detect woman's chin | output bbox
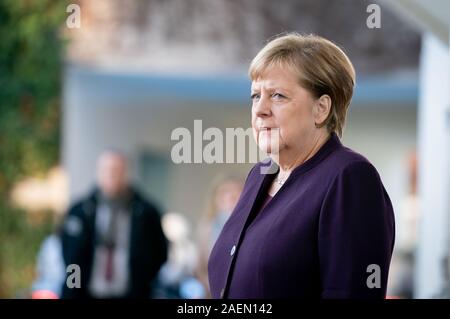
[258,141,280,155]
[257,140,269,154]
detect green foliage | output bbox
[0,0,68,297]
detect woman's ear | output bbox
[313,94,332,127]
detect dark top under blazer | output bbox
[208,133,395,299]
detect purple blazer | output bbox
[208,133,395,299]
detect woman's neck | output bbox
[277,131,330,178]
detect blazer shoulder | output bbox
[330,145,377,175]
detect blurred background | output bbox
[0,0,449,298]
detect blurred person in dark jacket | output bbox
[61,150,167,298]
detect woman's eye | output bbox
[251,93,260,101]
[271,93,285,101]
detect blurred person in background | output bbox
[195,175,243,298]
[208,33,395,299]
[388,151,419,298]
[153,212,204,299]
[60,150,167,298]
[30,225,65,299]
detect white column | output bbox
[414,33,450,298]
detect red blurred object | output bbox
[31,290,59,299]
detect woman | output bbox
[208,33,395,299]
[196,175,243,297]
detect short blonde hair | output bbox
[249,33,356,137]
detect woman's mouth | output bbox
[257,127,280,154]
[259,126,277,131]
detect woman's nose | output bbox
[254,96,271,118]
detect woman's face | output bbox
[251,64,319,156]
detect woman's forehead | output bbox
[251,68,298,90]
